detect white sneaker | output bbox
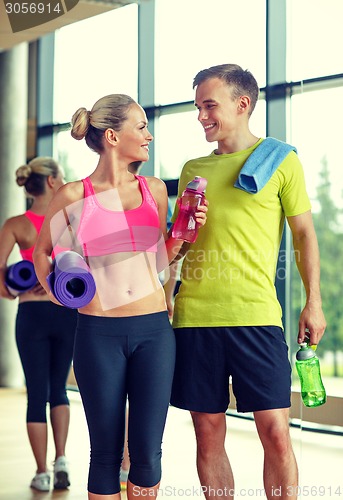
[53,456,70,489]
[30,472,50,491]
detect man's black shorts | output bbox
[170,325,292,413]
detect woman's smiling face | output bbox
[116,103,153,163]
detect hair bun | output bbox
[70,107,90,140]
[15,165,32,186]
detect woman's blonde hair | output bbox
[70,94,136,154]
[16,157,60,197]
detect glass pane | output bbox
[290,88,343,211]
[288,0,343,81]
[158,109,212,180]
[155,0,266,105]
[158,99,266,180]
[54,4,138,124]
[289,87,343,396]
[55,129,98,181]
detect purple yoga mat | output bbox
[5,260,37,296]
[47,251,96,309]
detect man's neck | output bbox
[215,133,260,155]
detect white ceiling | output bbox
[0,0,137,52]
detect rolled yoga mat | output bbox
[47,251,96,309]
[5,260,37,296]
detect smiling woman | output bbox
[32,93,207,500]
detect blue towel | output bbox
[234,137,297,194]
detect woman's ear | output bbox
[46,175,54,189]
[104,128,119,146]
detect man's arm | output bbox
[287,210,326,345]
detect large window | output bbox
[287,0,343,81]
[153,0,266,178]
[54,4,138,126]
[154,0,266,106]
[53,4,138,179]
[289,86,343,393]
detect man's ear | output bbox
[104,128,119,146]
[238,95,250,113]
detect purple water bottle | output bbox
[172,176,207,243]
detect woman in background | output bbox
[0,157,77,492]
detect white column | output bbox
[0,43,28,386]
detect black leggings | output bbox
[73,311,176,495]
[15,302,77,422]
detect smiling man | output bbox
[170,64,326,500]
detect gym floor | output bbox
[0,387,342,500]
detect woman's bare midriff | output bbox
[77,251,168,317]
[79,287,167,317]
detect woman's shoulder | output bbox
[141,175,167,193]
[0,213,34,245]
[2,213,28,231]
[54,180,85,203]
[61,179,84,195]
[43,180,86,222]
[140,176,168,210]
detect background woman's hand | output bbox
[0,281,17,300]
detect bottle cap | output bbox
[296,342,316,361]
[186,176,207,193]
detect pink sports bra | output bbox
[76,175,161,257]
[20,211,44,262]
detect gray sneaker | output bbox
[30,472,50,491]
[53,456,70,489]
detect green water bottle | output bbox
[295,342,326,408]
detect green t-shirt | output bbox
[172,139,311,329]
